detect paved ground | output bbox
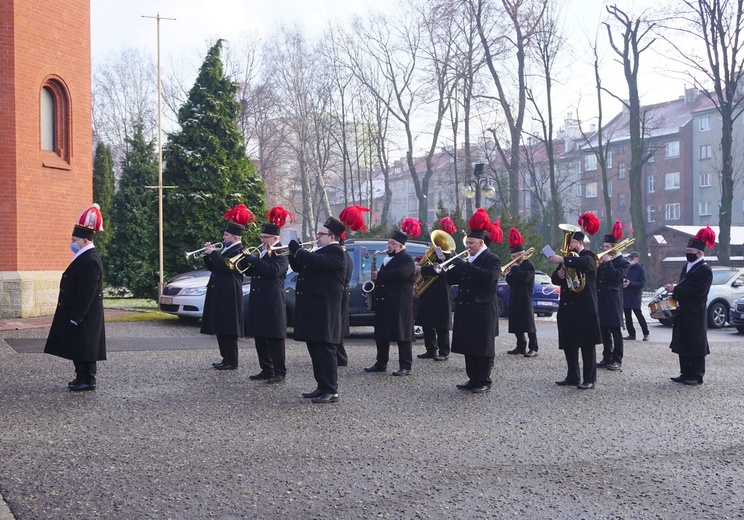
[1,315,744,519]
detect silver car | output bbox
[159,270,251,321]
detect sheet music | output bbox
[542,245,555,258]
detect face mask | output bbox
[686,253,698,263]
[70,242,80,254]
[629,260,637,265]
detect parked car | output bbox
[159,270,251,321]
[649,266,744,329]
[731,296,744,333]
[496,270,560,318]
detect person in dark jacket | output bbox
[596,226,630,371]
[665,227,715,385]
[623,251,650,341]
[288,217,347,404]
[241,206,291,383]
[365,219,418,376]
[445,209,501,394]
[203,204,252,371]
[504,227,538,358]
[548,215,602,390]
[45,205,106,391]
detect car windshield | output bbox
[712,268,739,285]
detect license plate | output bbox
[161,297,173,305]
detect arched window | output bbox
[40,76,72,165]
[40,87,55,151]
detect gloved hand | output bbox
[288,240,301,254]
[451,257,467,268]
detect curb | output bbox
[0,494,14,520]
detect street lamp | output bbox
[461,163,496,208]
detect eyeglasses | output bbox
[315,232,332,237]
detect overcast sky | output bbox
[90,0,687,132]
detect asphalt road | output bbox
[1,317,743,519]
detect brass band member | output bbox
[548,213,602,390]
[204,204,254,371]
[365,218,419,376]
[415,217,456,361]
[288,217,347,404]
[505,227,539,358]
[242,206,292,383]
[44,204,106,391]
[665,227,715,385]
[597,221,630,371]
[446,209,501,394]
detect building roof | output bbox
[666,225,744,245]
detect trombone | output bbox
[500,247,535,276]
[268,241,315,256]
[185,242,223,260]
[596,238,635,266]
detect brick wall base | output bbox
[0,271,62,318]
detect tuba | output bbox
[413,230,456,297]
[558,224,585,293]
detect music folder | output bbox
[542,245,555,258]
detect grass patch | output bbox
[104,298,158,312]
[106,312,179,323]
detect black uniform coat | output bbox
[242,246,288,339]
[200,242,244,337]
[45,248,106,362]
[446,249,501,357]
[415,264,452,330]
[374,251,415,341]
[597,255,630,327]
[288,243,346,344]
[670,261,712,357]
[341,251,353,337]
[505,258,536,334]
[551,249,602,349]
[623,262,646,309]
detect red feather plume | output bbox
[612,220,623,241]
[578,212,600,236]
[468,208,491,232]
[439,217,457,235]
[339,205,376,232]
[78,203,104,232]
[401,218,422,238]
[489,220,504,244]
[508,227,524,248]
[694,226,716,249]
[265,205,295,227]
[223,204,256,226]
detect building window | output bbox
[700,172,712,187]
[408,181,416,194]
[666,141,680,157]
[606,181,612,197]
[665,203,680,221]
[647,175,655,193]
[619,192,626,211]
[41,87,55,150]
[584,154,597,172]
[699,201,712,216]
[575,183,582,197]
[665,172,680,190]
[39,77,71,164]
[699,116,711,132]
[606,151,613,169]
[585,182,597,198]
[408,195,418,212]
[618,162,626,180]
[699,144,712,159]
[647,205,655,223]
[648,153,655,163]
[525,192,532,211]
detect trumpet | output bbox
[185,242,223,260]
[501,247,535,276]
[269,241,315,256]
[225,246,263,272]
[435,249,470,272]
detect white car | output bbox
[159,270,251,321]
[650,266,744,329]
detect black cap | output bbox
[261,223,280,236]
[628,251,640,258]
[603,234,617,244]
[225,222,245,236]
[688,238,706,251]
[572,231,586,242]
[72,225,95,241]
[324,216,345,238]
[391,230,408,245]
[467,229,486,240]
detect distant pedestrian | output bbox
[623,251,650,341]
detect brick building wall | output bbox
[0,0,92,317]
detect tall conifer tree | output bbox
[92,141,115,258]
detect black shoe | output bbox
[266,375,285,384]
[248,371,273,380]
[214,363,237,371]
[364,364,387,373]
[69,382,96,391]
[302,389,323,398]
[212,361,225,368]
[623,335,636,340]
[524,350,538,358]
[507,348,527,355]
[311,392,339,403]
[67,377,83,387]
[337,362,348,367]
[456,381,475,390]
[555,379,579,386]
[643,334,649,341]
[417,352,437,359]
[596,359,610,368]
[670,375,686,383]
[683,379,703,386]
[434,354,449,361]
[392,368,412,376]
[470,385,491,394]
[606,362,622,371]
[577,382,595,390]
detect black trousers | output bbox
[423,327,450,356]
[679,355,705,382]
[624,307,649,337]
[335,343,348,366]
[464,354,494,387]
[306,341,338,393]
[255,337,286,376]
[217,335,239,367]
[600,326,623,363]
[73,360,97,385]
[375,339,413,370]
[515,332,538,352]
[564,345,597,384]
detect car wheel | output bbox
[707,302,728,329]
[497,295,507,318]
[736,326,744,334]
[658,317,675,327]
